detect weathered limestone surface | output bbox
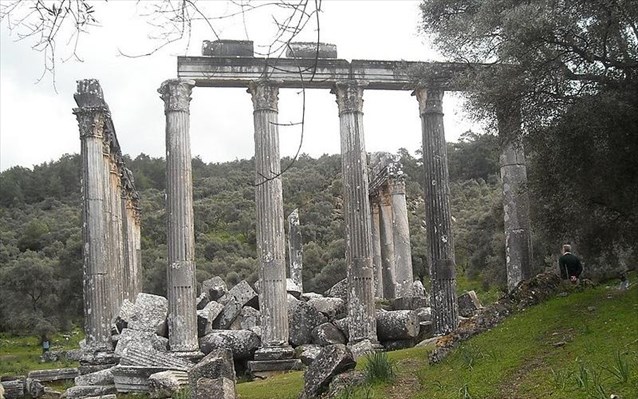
[348,339,375,360]
[27,368,79,382]
[297,344,322,366]
[370,200,384,298]
[498,104,533,291]
[249,79,294,368]
[376,310,419,341]
[63,385,117,399]
[324,278,347,301]
[201,276,227,301]
[379,188,396,299]
[307,297,346,321]
[114,329,168,356]
[332,81,377,344]
[197,301,224,336]
[390,176,414,297]
[288,299,327,346]
[74,79,113,352]
[199,330,261,360]
[288,209,303,292]
[457,291,482,318]
[415,87,458,335]
[112,366,169,393]
[119,346,191,370]
[159,79,199,355]
[189,349,236,397]
[301,344,356,399]
[127,293,168,337]
[25,378,45,398]
[224,280,259,309]
[148,370,188,399]
[285,42,338,59]
[195,377,236,399]
[230,306,261,331]
[311,323,347,346]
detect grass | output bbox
[0,328,84,376]
[237,273,637,399]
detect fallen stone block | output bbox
[376,310,419,341]
[114,299,135,333]
[327,370,366,399]
[286,278,302,299]
[348,339,375,360]
[289,299,327,347]
[202,276,228,301]
[128,293,168,337]
[226,280,259,309]
[199,330,260,360]
[311,323,346,346]
[188,348,236,395]
[25,378,45,398]
[412,280,427,297]
[213,297,243,330]
[286,42,338,59]
[301,344,356,399]
[196,292,210,310]
[307,297,346,320]
[63,385,116,399]
[296,344,322,366]
[148,370,188,399]
[114,329,168,356]
[301,292,323,301]
[229,306,261,331]
[195,377,236,399]
[119,346,191,370]
[74,367,114,387]
[392,296,429,310]
[332,318,348,341]
[197,301,224,337]
[28,368,79,382]
[112,366,175,393]
[458,290,482,317]
[1,379,24,399]
[324,278,347,301]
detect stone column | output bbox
[498,105,533,291]
[122,184,142,301]
[248,80,293,359]
[109,157,125,313]
[379,186,396,299]
[73,80,113,351]
[288,209,303,292]
[370,198,384,298]
[415,87,458,335]
[332,81,377,344]
[132,199,143,297]
[158,79,200,356]
[390,175,414,298]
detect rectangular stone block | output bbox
[202,40,253,57]
[285,42,337,58]
[27,367,79,382]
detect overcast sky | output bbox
[0,0,479,172]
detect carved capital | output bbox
[413,87,444,115]
[332,81,366,115]
[248,80,280,112]
[73,107,108,140]
[158,79,195,113]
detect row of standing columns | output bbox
[155,77,532,354]
[74,79,142,351]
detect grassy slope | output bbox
[238,276,638,399]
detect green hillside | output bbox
[237,275,638,399]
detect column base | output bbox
[248,346,302,378]
[171,350,204,363]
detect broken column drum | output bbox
[498,104,533,291]
[249,80,291,351]
[159,79,200,355]
[415,87,458,335]
[288,209,303,292]
[389,173,414,298]
[332,81,377,344]
[74,80,113,352]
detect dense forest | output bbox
[1,130,635,337]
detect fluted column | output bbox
[379,186,396,299]
[370,198,384,298]
[415,87,458,335]
[332,81,377,343]
[249,80,291,353]
[158,79,199,355]
[390,176,414,297]
[109,157,125,313]
[288,209,303,292]
[498,104,533,291]
[73,80,112,351]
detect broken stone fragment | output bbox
[229,306,261,331]
[1,379,24,399]
[74,367,115,387]
[197,301,224,337]
[457,291,482,317]
[301,292,324,301]
[376,310,419,341]
[112,366,173,393]
[114,299,135,333]
[301,344,356,399]
[296,344,322,366]
[114,329,168,356]
[128,293,168,337]
[62,385,117,399]
[307,297,346,320]
[202,276,228,302]
[195,377,236,399]
[224,280,258,309]
[332,318,349,341]
[119,346,192,370]
[28,368,79,382]
[196,292,210,310]
[25,378,45,398]
[286,278,302,299]
[199,330,261,360]
[324,278,347,301]
[311,323,347,346]
[348,339,375,360]
[288,298,327,347]
[213,297,243,330]
[148,370,188,399]
[188,348,236,395]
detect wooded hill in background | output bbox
[1,130,635,337]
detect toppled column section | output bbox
[332,81,377,344]
[414,87,458,335]
[74,79,142,352]
[288,209,303,293]
[158,79,200,357]
[498,103,533,291]
[247,80,300,373]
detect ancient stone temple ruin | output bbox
[368,153,414,300]
[74,79,142,352]
[67,40,533,398]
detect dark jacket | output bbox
[559,252,583,279]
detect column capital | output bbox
[332,80,367,115]
[158,79,195,113]
[74,107,108,139]
[248,80,280,112]
[413,87,444,116]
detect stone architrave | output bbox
[497,104,533,291]
[158,79,200,356]
[378,186,396,299]
[248,80,294,363]
[332,81,377,344]
[389,174,414,298]
[74,79,113,352]
[370,199,383,298]
[288,209,303,293]
[414,87,458,335]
